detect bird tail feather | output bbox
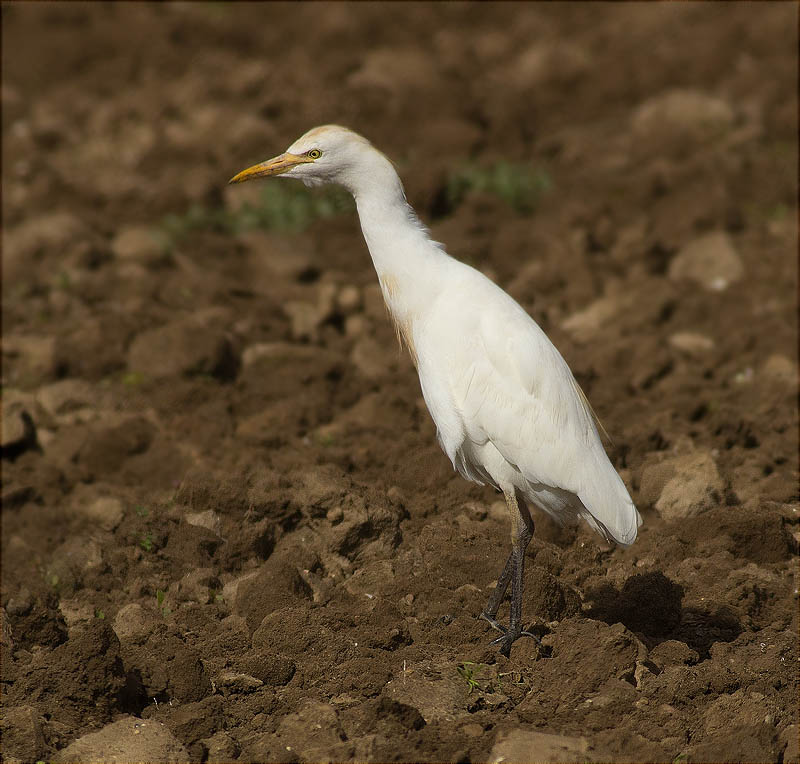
[577,460,641,547]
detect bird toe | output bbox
[519,628,544,646]
[479,612,507,634]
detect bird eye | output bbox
[307,149,322,159]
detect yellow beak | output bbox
[228,153,310,184]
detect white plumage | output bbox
[230,125,641,656]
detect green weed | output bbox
[315,431,336,447]
[446,161,551,214]
[156,588,170,617]
[122,371,145,387]
[160,183,354,247]
[457,661,491,694]
[196,1,230,16]
[140,533,154,552]
[54,271,71,290]
[769,203,788,221]
[160,161,546,247]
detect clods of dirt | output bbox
[2,3,798,762]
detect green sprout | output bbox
[445,162,551,214]
[156,588,170,617]
[54,271,71,290]
[160,182,354,247]
[769,203,788,221]
[457,661,487,694]
[122,371,145,387]
[315,431,336,447]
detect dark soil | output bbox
[2,3,798,762]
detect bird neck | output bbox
[354,174,448,332]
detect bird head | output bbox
[228,124,405,202]
[229,124,379,190]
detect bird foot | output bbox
[479,611,506,634]
[489,629,518,657]
[480,612,543,655]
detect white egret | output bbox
[230,125,641,656]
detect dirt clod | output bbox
[50,716,189,764]
[1,3,796,761]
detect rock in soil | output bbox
[0,705,47,764]
[127,311,239,381]
[489,728,592,763]
[668,231,744,292]
[51,716,189,764]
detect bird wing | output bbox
[417,271,640,545]
[457,297,599,490]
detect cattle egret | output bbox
[230,125,641,656]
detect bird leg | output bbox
[480,549,515,631]
[481,488,539,657]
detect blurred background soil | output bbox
[2,3,798,762]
